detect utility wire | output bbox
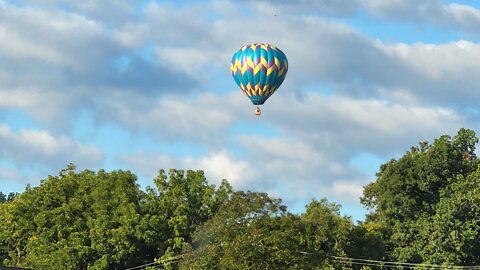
[123,251,480,270]
[332,258,402,269]
[332,256,480,269]
[123,255,184,270]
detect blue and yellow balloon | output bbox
[231,43,288,115]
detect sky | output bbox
[1,0,480,221]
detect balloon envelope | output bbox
[231,43,288,105]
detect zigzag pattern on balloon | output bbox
[230,43,288,105]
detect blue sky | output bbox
[1,0,480,221]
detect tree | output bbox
[142,169,232,268]
[0,191,19,264]
[180,191,307,269]
[422,167,480,265]
[0,165,149,269]
[180,194,362,269]
[0,166,231,269]
[300,198,386,268]
[0,192,16,203]
[348,221,387,261]
[361,128,479,262]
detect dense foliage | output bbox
[0,166,230,269]
[1,128,480,269]
[362,128,480,265]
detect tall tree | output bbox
[0,165,148,269]
[421,166,480,265]
[137,169,232,268]
[361,128,479,262]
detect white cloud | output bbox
[376,40,480,105]
[95,92,242,144]
[186,150,256,187]
[114,22,150,48]
[145,2,214,47]
[0,88,78,128]
[117,150,257,189]
[155,47,216,80]
[116,152,178,179]
[0,0,199,132]
[267,93,464,155]
[241,0,480,36]
[0,1,115,72]
[327,181,365,203]
[362,0,480,35]
[448,3,480,33]
[0,26,64,67]
[238,136,326,176]
[382,40,480,79]
[19,0,135,26]
[0,167,21,183]
[0,124,105,169]
[246,0,360,17]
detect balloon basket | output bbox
[255,107,261,116]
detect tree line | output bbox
[1,128,480,269]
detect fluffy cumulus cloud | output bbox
[244,0,361,17]
[0,167,21,183]
[0,124,104,180]
[0,1,115,71]
[117,149,257,189]
[2,0,480,218]
[0,0,198,130]
[363,0,480,34]
[379,40,480,105]
[252,0,480,35]
[94,92,243,145]
[266,94,465,155]
[19,0,136,26]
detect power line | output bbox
[123,255,183,270]
[123,261,159,270]
[332,258,402,269]
[332,256,480,270]
[123,251,480,270]
[298,250,480,270]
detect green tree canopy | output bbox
[0,166,231,270]
[0,165,148,269]
[422,166,480,265]
[180,194,367,269]
[361,128,480,264]
[142,169,232,267]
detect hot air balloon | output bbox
[231,43,288,115]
